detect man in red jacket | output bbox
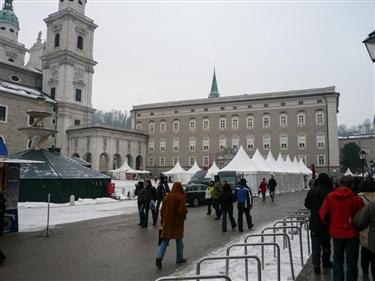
[319,176,364,281]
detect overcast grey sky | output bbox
[12,0,375,127]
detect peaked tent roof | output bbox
[10,149,110,179]
[205,161,220,178]
[344,168,354,176]
[285,155,302,174]
[251,149,273,173]
[265,151,287,173]
[221,146,260,172]
[276,153,294,174]
[292,156,307,174]
[298,158,313,175]
[163,161,187,175]
[186,161,201,174]
[109,159,149,174]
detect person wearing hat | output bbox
[235,178,254,232]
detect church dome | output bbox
[0,0,19,28]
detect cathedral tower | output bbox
[41,0,97,155]
[0,0,27,65]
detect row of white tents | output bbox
[163,146,313,193]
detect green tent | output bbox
[10,149,111,203]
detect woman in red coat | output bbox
[156,182,188,268]
[258,178,268,202]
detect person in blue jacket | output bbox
[235,179,254,232]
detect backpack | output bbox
[236,187,248,204]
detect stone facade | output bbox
[132,86,340,176]
[66,126,148,173]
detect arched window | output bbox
[54,33,60,48]
[77,36,83,50]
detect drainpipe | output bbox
[324,96,330,174]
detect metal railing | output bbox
[244,233,295,280]
[196,255,261,281]
[274,220,310,255]
[155,275,232,281]
[226,243,279,281]
[262,226,304,265]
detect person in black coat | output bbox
[304,173,333,273]
[154,176,170,225]
[139,179,157,228]
[134,181,144,226]
[219,183,237,232]
[0,189,6,265]
[268,175,277,202]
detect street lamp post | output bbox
[360,150,367,178]
[363,31,375,62]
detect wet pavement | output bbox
[1,191,308,281]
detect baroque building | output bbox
[132,72,340,176]
[0,0,148,173]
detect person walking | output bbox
[205,181,214,215]
[304,173,333,273]
[211,175,222,220]
[156,182,188,268]
[268,175,277,202]
[154,176,170,225]
[355,177,375,277]
[139,179,157,228]
[235,179,254,232]
[134,181,144,226]
[219,183,237,232]
[258,178,268,202]
[0,189,6,266]
[320,176,365,281]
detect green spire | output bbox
[3,0,13,10]
[209,69,220,98]
[0,0,19,28]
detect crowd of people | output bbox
[305,173,375,281]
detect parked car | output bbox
[184,171,209,207]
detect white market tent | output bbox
[205,161,220,178]
[344,168,354,176]
[293,157,307,174]
[251,150,273,173]
[265,151,287,173]
[285,155,302,174]
[186,161,201,175]
[109,160,150,180]
[162,161,191,184]
[298,158,313,175]
[220,146,260,173]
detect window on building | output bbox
[247,116,254,129]
[263,115,270,128]
[160,121,166,133]
[232,135,240,150]
[221,107,225,111]
[280,113,287,127]
[219,135,227,150]
[74,119,81,126]
[317,99,322,104]
[317,155,325,166]
[149,122,155,134]
[75,89,82,102]
[50,87,56,99]
[246,135,254,150]
[202,137,209,151]
[116,139,120,151]
[316,111,324,125]
[264,104,269,108]
[248,105,252,109]
[74,138,78,148]
[263,135,271,149]
[149,157,154,167]
[280,134,288,148]
[297,112,306,126]
[316,135,325,148]
[135,123,142,130]
[54,33,60,47]
[191,109,195,113]
[173,139,179,152]
[103,138,107,150]
[173,121,179,133]
[203,119,209,131]
[202,156,209,167]
[298,101,304,105]
[189,137,196,152]
[281,102,286,106]
[189,119,196,131]
[160,157,165,167]
[0,106,7,122]
[298,135,306,148]
[127,141,131,151]
[189,157,195,167]
[173,157,179,166]
[232,117,239,130]
[28,115,35,126]
[77,35,84,50]
[160,140,166,152]
[219,118,226,130]
[148,140,154,152]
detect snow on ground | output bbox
[173,220,310,281]
[18,197,138,232]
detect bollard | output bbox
[69,195,75,206]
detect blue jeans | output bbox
[157,239,184,262]
[333,237,359,281]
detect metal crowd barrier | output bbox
[244,233,295,280]
[226,243,279,281]
[262,226,305,265]
[196,255,261,281]
[274,220,311,255]
[155,275,232,281]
